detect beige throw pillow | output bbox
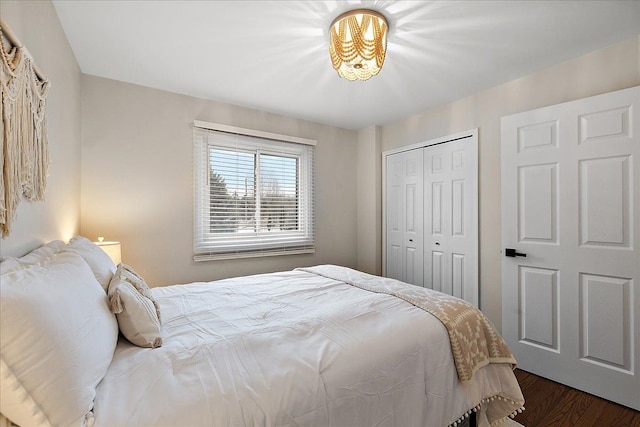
[108,264,162,348]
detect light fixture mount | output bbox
[329,8,388,81]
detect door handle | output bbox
[505,248,526,257]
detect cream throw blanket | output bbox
[298,265,517,382]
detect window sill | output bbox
[193,247,315,262]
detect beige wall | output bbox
[374,36,640,329]
[356,125,382,275]
[80,75,358,287]
[0,0,82,257]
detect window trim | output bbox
[193,120,316,147]
[193,121,316,261]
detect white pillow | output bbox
[66,236,116,292]
[0,251,119,427]
[0,257,20,275]
[0,240,66,273]
[108,264,163,348]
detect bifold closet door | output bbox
[385,149,424,286]
[423,138,478,306]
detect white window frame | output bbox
[193,120,315,261]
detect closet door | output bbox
[423,138,478,306]
[385,149,424,285]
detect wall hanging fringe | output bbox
[0,17,50,237]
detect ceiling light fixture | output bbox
[329,9,388,81]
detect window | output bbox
[193,122,314,260]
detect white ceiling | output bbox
[52,1,640,130]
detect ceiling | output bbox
[52,1,640,130]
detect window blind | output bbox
[193,125,314,260]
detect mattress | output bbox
[93,267,523,427]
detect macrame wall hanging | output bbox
[0,18,50,237]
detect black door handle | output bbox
[505,248,526,257]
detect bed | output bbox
[0,238,524,427]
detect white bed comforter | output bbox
[94,268,523,427]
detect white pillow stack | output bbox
[108,263,163,348]
[0,247,119,427]
[0,237,164,426]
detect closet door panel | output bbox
[424,137,478,305]
[385,149,423,286]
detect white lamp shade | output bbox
[96,241,121,265]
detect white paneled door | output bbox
[423,139,478,306]
[385,148,424,285]
[501,86,640,410]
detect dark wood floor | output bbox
[512,369,639,427]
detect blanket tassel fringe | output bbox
[447,395,525,427]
